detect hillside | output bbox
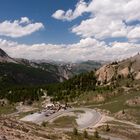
[0,48,104,86]
[30,61,73,81]
[0,116,70,140]
[46,71,97,101]
[0,62,60,87]
[30,60,103,79]
[0,48,17,63]
[70,60,102,74]
[0,51,140,140]
[0,48,104,103]
[0,48,74,87]
[96,53,140,85]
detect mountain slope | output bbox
[71,60,102,74]
[0,48,62,86]
[96,53,140,85]
[0,62,60,87]
[0,48,17,63]
[29,61,73,81]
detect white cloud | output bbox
[127,26,140,41]
[72,0,140,40]
[0,38,140,62]
[53,0,140,41]
[0,17,44,38]
[1,1,140,62]
[20,17,30,24]
[52,10,65,20]
[72,17,128,39]
[52,0,87,21]
[53,0,140,22]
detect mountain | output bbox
[96,53,140,85]
[70,60,103,74]
[28,59,104,79]
[0,48,74,84]
[0,48,69,86]
[29,61,73,81]
[0,48,17,63]
[0,48,105,87]
[49,60,104,76]
[0,62,62,87]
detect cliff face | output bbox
[96,64,116,84]
[96,54,140,85]
[57,66,73,81]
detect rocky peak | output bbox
[0,48,8,57]
[0,48,17,63]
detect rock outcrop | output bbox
[96,64,116,84]
[96,53,140,85]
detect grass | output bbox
[49,116,77,128]
[72,110,85,114]
[89,91,140,113]
[66,132,107,140]
[107,120,132,126]
[126,108,140,124]
[98,124,140,140]
[74,91,106,106]
[85,89,140,124]
[0,105,16,115]
[18,109,39,119]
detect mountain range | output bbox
[0,48,102,86]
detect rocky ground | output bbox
[0,116,69,140]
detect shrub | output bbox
[106,124,110,132]
[94,130,99,138]
[83,130,88,138]
[73,127,78,135]
[41,122,46,127]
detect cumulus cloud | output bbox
[53,0,140,41]
[72,0,140,40]
[52,0,87,21]
[72,17,128,39]
[1,1,140,62]
[0,17,44,38]
[0,38,140,62]
[127,26,140,42]
[53,0,140,22]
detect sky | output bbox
[0,0,140,62]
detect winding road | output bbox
[21,107,102,129]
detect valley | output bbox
[1,1,140,140]
[0,49,140,140]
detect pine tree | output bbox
[94,130,99,138]
[41,122,46,127]
[122,109,125,114]
[83,130,88,138]
[73,127,78,135]
[106,123,110,132]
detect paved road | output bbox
[21,108,102,129]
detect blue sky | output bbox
[0,0,140,62]
[0,0,84,44]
